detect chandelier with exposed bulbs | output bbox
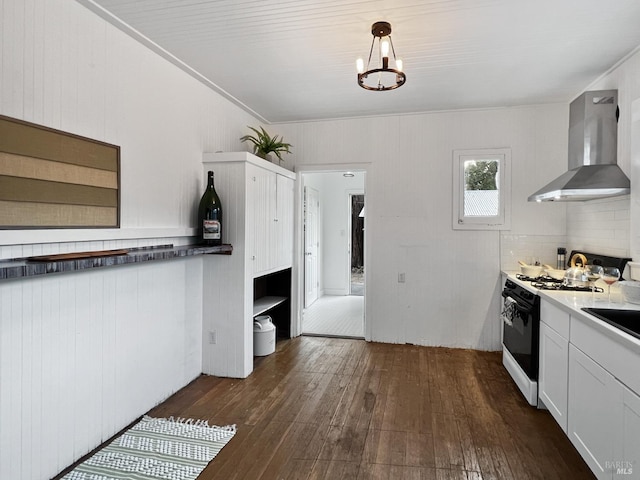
[356,21,406,91]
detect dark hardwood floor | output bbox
[144,337,594,479]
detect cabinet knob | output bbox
[274,218,279,222]
[252,255,256,260]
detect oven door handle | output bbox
[501,292,533,319]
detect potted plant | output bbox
[240,126,292,164]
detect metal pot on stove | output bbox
[563,253,589,287]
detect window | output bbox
[452,148,511,230]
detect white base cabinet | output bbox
[201,152,295,378]
[539,300,570,432]
[618,386,640,479]
[568,344,621,479]
[568,344,640,480]
[538,300,640,479]
[539,320,569,431]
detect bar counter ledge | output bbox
[0,243,232,280]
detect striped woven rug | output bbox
[62,416,236,480]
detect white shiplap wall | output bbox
[0,1,261,479]
[276,104,568,349]
[0,259,203,480]
[0,0,259,247]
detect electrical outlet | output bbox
[209,330,217,344]
[398,273,406,283]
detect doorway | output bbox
[301,171,365,339]
[350,194,365,296]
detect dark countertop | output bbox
[0,243,232,280]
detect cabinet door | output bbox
[248,166,276,276]
[275,174,294,269]
[539,321,569,432]
[568,344,619,480]
[616,385,640,479]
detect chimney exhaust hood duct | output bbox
[528,89,630,202]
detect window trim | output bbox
[452,148,511,231]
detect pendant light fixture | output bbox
[356,21,406,91]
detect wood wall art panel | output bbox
[0,115,120,228]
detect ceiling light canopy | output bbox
[356,21,406,91]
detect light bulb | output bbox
[381,38,390,57]
[356,58,364,74]
[396,58,403,72]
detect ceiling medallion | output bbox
[356,21,406,91]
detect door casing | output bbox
[291,164,371,339]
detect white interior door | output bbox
[304,186,319,308]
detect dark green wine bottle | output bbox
[198,170,223,246]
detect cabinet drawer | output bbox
[571,313,640,396]
[541,299,570,338]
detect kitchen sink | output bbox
[582,308,640,340]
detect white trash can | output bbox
[253,315,276,356]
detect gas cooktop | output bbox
[515,274,604,293]
[513,249,631,293]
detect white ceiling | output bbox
[79,0,640,124]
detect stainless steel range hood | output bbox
[528,89,630,202]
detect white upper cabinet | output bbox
[275,174,295,271]
[247,163,275,275]
[247,162,295,277]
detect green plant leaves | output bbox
[240,126,292,160]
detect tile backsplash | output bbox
[501,196,632,273]
[500,234,568,272]
[566,196,631,259]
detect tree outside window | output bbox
[465,160,498,191]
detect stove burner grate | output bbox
[531,281,604,293]
[515,274,603,292]
[516,274,562,283]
